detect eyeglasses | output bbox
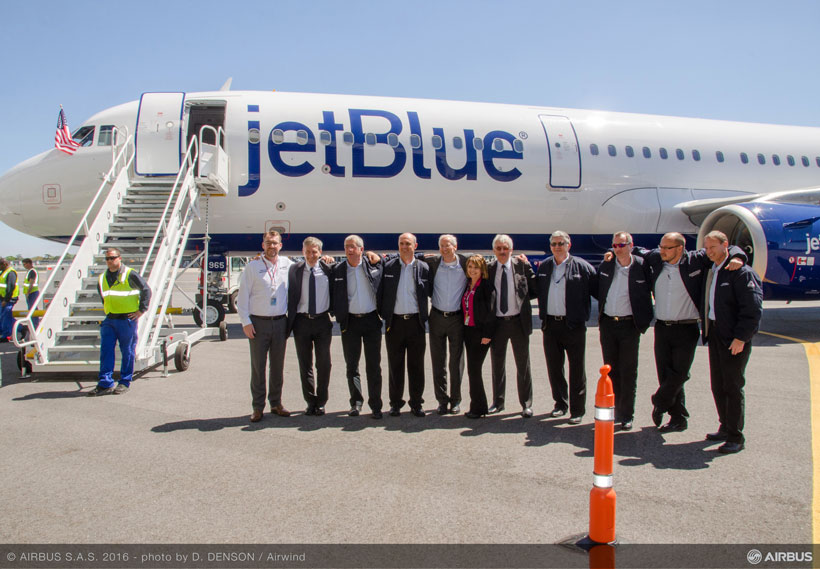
[612,243,631,249]
[104,256,120,261]
[550,241,567,247]
[659,245,682,250]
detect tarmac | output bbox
[0,294,816,550]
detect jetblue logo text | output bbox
[238,108,524,196]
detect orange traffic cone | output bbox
[589,364,617,544]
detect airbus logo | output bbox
[238,107,524,196]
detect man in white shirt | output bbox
[236,229,294,422]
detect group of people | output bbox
[0,256,43,342]
[234,228,763,455]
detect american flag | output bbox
[55,107,80,155]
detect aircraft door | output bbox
[539,115,581,189]
[135,92,185,176]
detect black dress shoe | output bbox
[620,420,633,431]
[706,430,729,442]
[487,404,504,415]
[315,406,326,416]
[659,419,687,433]
[549,407,567,418]
[521,407,533,418]
[465,411,486,419]
[349,405,361,417]
[372,410,383,420]
[436,404,449,415]
[718,441,744,454]
[652,405,664,427]
[411,407,426,417]
[305,406,316,416]
[450,404,461,415]
[389,406,401,417]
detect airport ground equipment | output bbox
[12,126,229,377]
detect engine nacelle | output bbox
[697,202,820,300]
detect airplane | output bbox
[1,88,819,300]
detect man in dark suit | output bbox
[425,234,468,415]
[487,234,537,418]
[332,235,384,419]
[702,230,763,454]
[636,233,746,433]
[535,231,597,424]
[287,236,334,416]
[596,231,653,431]
[378,233,432,417]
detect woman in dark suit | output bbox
[461,254,496,418]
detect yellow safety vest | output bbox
[23,268,39,295]
[99,266,140,314]
[0,267,19,298]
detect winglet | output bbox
[219,78,233,91]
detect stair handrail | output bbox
[13,128,134,350]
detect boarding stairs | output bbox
[13,127,230,377]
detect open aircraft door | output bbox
[539,115,581,189]
[135,92,185,176]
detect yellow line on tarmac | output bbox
[759,331,820,543]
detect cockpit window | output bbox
[72,126,95,147]
[97,125,116,146]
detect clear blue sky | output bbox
[2,0,819,256]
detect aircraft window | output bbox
[410,134,421,149]
[319,131,332,145]
[248,128,260,144]
[787,155,795,166]
[453,137,463,150]
[802,156,810,167]
[473,137,484,151]
[659,147,668,160]
[757,153,765,165]
[590,144,599,156]
[513,139,524,153]
[365,133,376,146]
[716,151,725,163]
[675,148,684,160]
[740,152,749,164]
[387,133,400,148]
[493,138,505,152]
[607,145,616,157]
[772,154,781,166]
[342,131,354,145]
[97,125,116,146]
[642,147,651,158]
[816,157,820,167]
[625,145,634,158]
[432,135,443,149]
[72,125,95,147]
[271,129,285,144]
[692,149,701,161]
[296,130,309,145]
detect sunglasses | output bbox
[659,245,682,250]
[611,243,631,249]
[550,241,567,247]
[105,256,120,261]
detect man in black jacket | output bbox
[378,233,432,417]
[536,231,597,424]
[596,232,653,430]
[287,237,334,416]
[332,235,384,419]
[702,230,763,454]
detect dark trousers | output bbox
[341,312,383,412]
[26,291,40,328]
[293,313,332,409]
[707,330,751,444]
[599,317,641,422]
[386,316,426,410]
[653,322,700,421]
[249,315,288,411]
[463,326,490,415]
[429,308,465,406]
[98,316,137,388]
[490,317,533,409]
[542,318,587,417]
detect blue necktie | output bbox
[308,268,316,316]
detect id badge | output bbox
[270,296,277,306]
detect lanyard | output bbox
[261,257,279,290]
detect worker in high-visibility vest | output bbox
[22,258,40,328]
[0,257,18,342]
[87,247,151,397]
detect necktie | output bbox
[703,266,714,337]
[308,267,316,316]
[500,264,509,314]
